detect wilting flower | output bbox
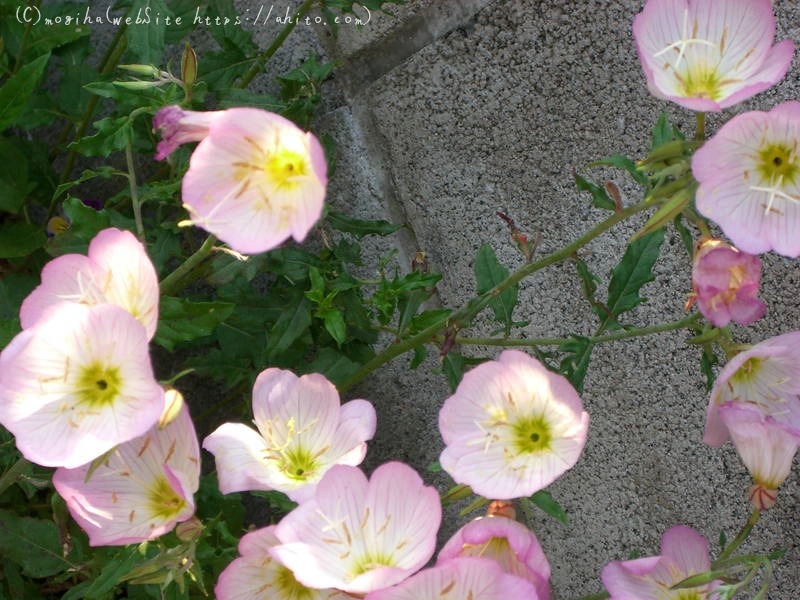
[0,303,163,468]
[216,525,357,600]
[704,332,800,447]
[20,228,159,339]
[690,239,765,327]
[633,0,793,111]
[717,402,800,510]
[438,350,589,500]
[52,390,200,545]
[363,557,540,600]
[203,368,376,503]
[693,102,800,257]
[437,515,551,600]
[270,462,441,595]
[154,106,327,255]
[602,525,719,599]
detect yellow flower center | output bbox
[75,363,122,408]
[680,65,722,100]
[729,357,763,387]
[350,552,395,577]
[511,415,552,454]
[757,143,799,186]
[273,564,315,600]
[147,476,186,521]
[277,446,319,482]
[264,148,309,191]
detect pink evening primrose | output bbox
[52,390,200,545]
[0,302,164,468]
[215,525,358,600]
[152,105,222,161]
[203,368,376,503]
[20,228,160,340]
[693,102,800,257]
[633,0,793,112]
[717,402,800,510]
[438,350,589,500]
[437,515,551,600]
[270,462,441,595]
[704,332,800,447]
[154,106,327,255]
[602,525,719,599]
[364,557,540,600]
[690,239,766,328]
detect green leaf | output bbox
[700,348,719,391]
[318,308,346,346]
[302,347,360,387]
[83,546,141,599]
[154,297,235,352]
[0,221,46,258]
[0,52,50,131]
[558,335,593,393]
[0,509,74,577]
[588,153,648,187]
[26,4,91,57]
[47,196,113,256]
[475,245,518,335]
[268,294,312,358]
[51,168,117,211]
[604,228,665,327]
[574,173,615,211]
[410,344,427,369]
[0,318,20,349]
[0,273,37,320]
[125,0,171,64]
[0,137,32,213]
[631,188,693,241]
[651,112,684,148]
[205,0,257,54]
[68,115,133,156]
[529,490,569,525]
[442,352,466,391]
[326,210,402,238]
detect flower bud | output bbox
[691,238,766,327]
[119,63,162,78]
[181,42,197,90]
[175,516,203,542]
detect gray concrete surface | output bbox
[269,0,800,598]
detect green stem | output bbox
[159,235,218,296]
[695,112,706,142]
[237,0,317,89]
[338,200,654,394]
[125,140,145,240]
[0,457,30,497]
[717,509,760,562]
[452,314,700,347]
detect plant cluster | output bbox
[0,0,798,598]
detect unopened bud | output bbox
[181,42,198,90]
[158,389,184,429]
[441,483,473,504]
[175,516,204,542]
[119,63,162,78]
[113,80,164,90]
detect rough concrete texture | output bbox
[256,0,800,598]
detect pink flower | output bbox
[155,106,327,254]
[438,350,589,500]
[690,239,765,327]
[20,228,159,340]
[602,525,719,599]
[364,557,540,600]
[153,105,221,161]
[717,403,800,510]
[704,332,800,447]
[633,0,793,112]
[203,368,376,503]
[270,463,441,595]
[693,102,800,257]
[438,515,551,600]
[215,525,357,600]
[52,390,200,545]
[0,303,164,468]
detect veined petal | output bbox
[203,423,273,494]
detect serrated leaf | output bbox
[319,308,346,346]
[154,297,235,352]
[475,244,518,335]
[68,115,133,156]
[558,335,593,393]
[326,210,401,239]
[0,52,50,131]
[0,509,74,577]
[125,0,170,64]
[604,228,665,326]
[529,490,569,525]
[651,112,684,148]
[268,294,312,358]
[575,173,615,211]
